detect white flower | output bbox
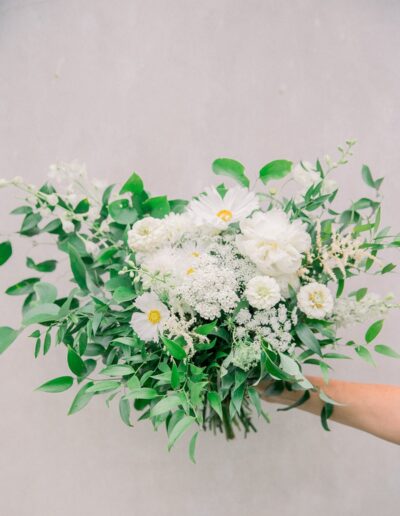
[39,206,51,217]
[61,219,75,233]
[128,217,166,252]
[245,276,281,310]
[46,193,58,206]
[99,220,110,233]
[292,162,320,189]
[236,210,311,276]
[86,241,100,256]
[332,293,399,327]
[187,186,259,230]
[130,293,170,342]
[297,282,334,319]
[160,212,193,243]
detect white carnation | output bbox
[128,217,167,253]
[297,282,334,319]
[245,276,281,310]
[236,210,311,276]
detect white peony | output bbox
[128,217,167,252]
[187,186,259,230]
[236,210,311,277]
[130,293,170,342]
[245,276,281,310]
[297,282,334,319]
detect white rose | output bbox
[127,217,166,252]
[236,210,311,277]
[297,282,334,319]
[245,276,281,310]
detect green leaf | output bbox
[211,158,250,188]
[119,397,132,426]
[0,241,12,266]
[33,282,58,304]
[68,245,88,291]
[6,277,40,296]
[188,431,198,464]
[0,326,19,354]
[124,387,159,399]
[207,391,223,420]
[37,376,74,393]
[248,387,263,416]
[295,323,322,356]
[162,337,187,360]
[26,257,57,272]
[361,164,375,188]
[365,320,384,344]
[100,364,135,376]
[109,199,138,224]
[86,380,120,393]
[374,344,400,359]
[381,263,396,274]
[151,395,182,416]
[22,303,60,325]
[168,415,195,450]
[112,286,136,303]
[355,345,375,366]
[171,362,180,389]
[356,288,368,301]
[119,172,144,195]
[67,348,87,377]
[320,402,334,431]
[319,389,345,406]
[142,196,170,218]
[96,247,118,264]
[68,382,95,415]
[74,198,89,214]
[259,160,292,184]
[194,320,217,336]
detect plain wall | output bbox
[1,1,399,515]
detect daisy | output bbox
[131,293,170,342]
[187,186,259,230]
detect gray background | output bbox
[1,1,399,515]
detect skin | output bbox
[257,376,400,445]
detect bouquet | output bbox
[1,141,399,461]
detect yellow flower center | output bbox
[309,292,324,309]
[186,267,196,275]
[147,309,161,324]
[191,251,200,257]
[216,209,233,222]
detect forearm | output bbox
[258,376,400,445]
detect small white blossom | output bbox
[332,293,399,327]
[61,219,75,233]
[245,276,281,310]
[46,193,58,206]
[297,282,334,319]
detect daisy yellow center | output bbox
[308,291,324,309]
[216,209,233,222]
[191,251,200,257]
[186,267,196,275]
[147,309,161,324]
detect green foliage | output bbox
[0,326,19,354]
[37,376,74,393]
[211,158,250,188]
[0,241,12,266]
[259,160,292,184]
